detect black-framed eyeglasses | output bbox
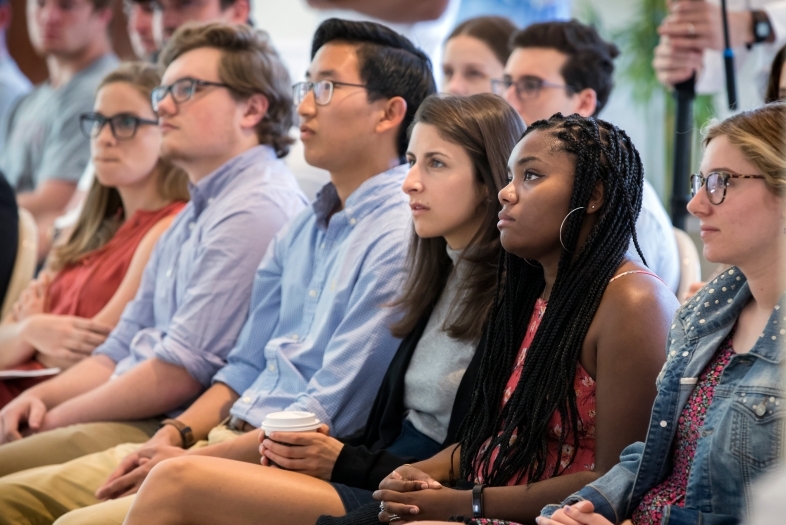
[151,78,231,112]
[292,80,368,106]
[79,112,158,140]
[491,75,576,100]
[690,171,766,205]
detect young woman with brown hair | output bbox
[441,16,517,97]
[0,62,188,406]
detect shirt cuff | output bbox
[155,335,228,387]
[93,337,129,365]
[211,360,261,396]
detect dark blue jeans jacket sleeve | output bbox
[541,442,645,523]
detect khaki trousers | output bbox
[0,424,244,525]
[0,420,161,477]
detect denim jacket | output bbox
[542,267,785,525]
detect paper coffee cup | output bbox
[260,411,321,434]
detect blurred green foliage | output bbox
[575,0,716,208]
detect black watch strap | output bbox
[472,484,486,518]
[159,418,195,448]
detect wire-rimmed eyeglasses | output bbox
[292,80,368,106]
[79,112,158,140]
[690,171,765,205]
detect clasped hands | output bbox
[373,465,467,523]
[536,501,631,525]
[95,427,187,501]
[653,0,754,87]
[11,272,111,368]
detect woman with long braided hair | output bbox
[537,105,786,525]
[337,113,681,525]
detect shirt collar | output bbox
[312,164,408,230]
[679,267,786,363]
[188,145,277,215]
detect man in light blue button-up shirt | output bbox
[0,24,307,472]
[57,21,439,515]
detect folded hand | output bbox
[25,315,112,368]
[95,444,186,500]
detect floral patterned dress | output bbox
[630,331,736,524]
[473,298,597,486]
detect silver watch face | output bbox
[756,20,771,39]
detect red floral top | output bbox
[631,331,736,525]
[474,298,597,486]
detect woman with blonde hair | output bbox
[0,62,188,407]
[537,102,786,525]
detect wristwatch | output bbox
[751,10,773,45]
[472,484,486,518]
[159,418,195,448]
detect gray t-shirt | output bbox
[0,53,118,193]
[403,246,479,444]
[0,53,32,157]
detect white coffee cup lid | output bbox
[261,411,321,433]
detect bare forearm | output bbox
[188,427,261,463]
[25,354,115,408]
[307,0,448,23]
[0,318,35,369]
[43,358,202,428]
[177,382,239,440]
[413,444,459,483]
[483,471,600,523]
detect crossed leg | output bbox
[124,455,347,525]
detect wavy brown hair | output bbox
[49,63,189,272]
[390,94,525,341]
[159,22,294,158]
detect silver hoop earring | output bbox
[559,207,586,251]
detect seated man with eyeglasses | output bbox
[491,19,682,295]
[0,22,309,521]
[0,18,434,525]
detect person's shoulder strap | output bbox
[608,269,666,286]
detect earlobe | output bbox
[227,0,250,23]
[98,6,113,24]
[375,97,408,134]
[243,94,269,129]
[576,88,599,118]
[587,180,605,213]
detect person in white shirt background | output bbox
[654,0,786,112]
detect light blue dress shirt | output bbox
[212,164,411,437]
[95,145,308,397]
